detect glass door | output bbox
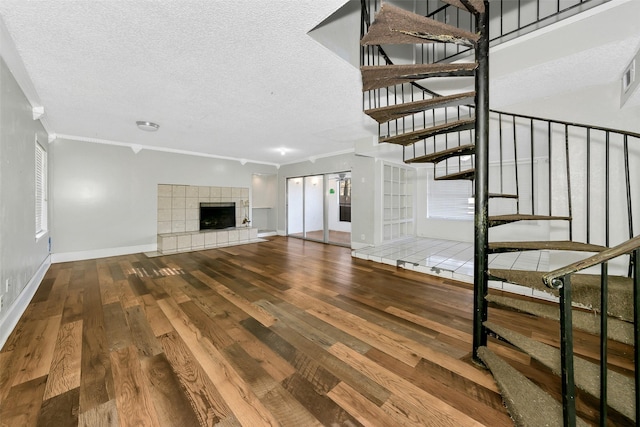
[303,175,324,241]
[286,177,304,239]
[287,172,351,247]
[327,172,351,246]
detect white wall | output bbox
[0,57,51,346]
[49,138,277,260]
[251,173,277,231]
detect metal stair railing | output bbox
[543,235,640,426]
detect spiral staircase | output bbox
[360,1,639,425]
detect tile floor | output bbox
[353,237,557,301]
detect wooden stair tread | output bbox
[488,193,518,199]
[361,63,477,91]
[486,294,634,345]
[406,143,475,164]
[488,214,571,227]
[435,168,475,181]
[477,347,587,427]
[488,269,634,321]
[489,241,607,253]
[484,321,636,422]
[441,0,486,14]
[361,3,479,47]
[365,92,475,124]
[380,118,475,146]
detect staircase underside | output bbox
[435,168,475,181]
[489,269,634,321]
[485,321,636,422]
[361,63,477,91]
[478,346,590,427]
[365,91,475,124]
[488,214,572,227]
[380,118,475,145]
[360,3,479,47]
[405,143,475,164]
[488,241,607,253]
[486,294,634,345]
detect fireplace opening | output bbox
[200,202,236,230]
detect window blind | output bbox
[35,141,47,236]
[427,172,474,220]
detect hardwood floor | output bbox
[0,237,631,426]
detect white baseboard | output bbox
[0,255,51,349]
[350,242,371,250]
[51,243,157,263]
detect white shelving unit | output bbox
[382,163,414,241]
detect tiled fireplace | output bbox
[156,184,257,254]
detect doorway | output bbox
[286,172,351,246]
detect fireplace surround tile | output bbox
[157,184,257,254]
[172,185,186,198]
[186,186,199,198]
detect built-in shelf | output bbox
[157,227,258,254]
[383,163,414,241]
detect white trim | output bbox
[0,255,51,349]
[51,243,157,263]
[56,134,280,167]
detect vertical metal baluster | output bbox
[530,118,535,215]
[634,247,640,424]
[624,136,634,276]
[586,128,591,244]
[513,116,520,214]
[548,122,552,216]
[564,125,573,241]
[600,262,609,425]
[559,275,577,427]
[499,113,503,194]
[605,132,610,247]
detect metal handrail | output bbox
[543,234,640,288]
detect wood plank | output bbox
[124,305,163,358]
[140,353,202,427]
[157,298,280,426]
[159,331,229,425]
[284,374,364,427]
[329,342,483,427]
[327,381,395,426]
[139,294,174,337]
[11,315,62,386]
[103,302,133,352]
[110,345,161,427]
[37,387,80,427]
[223,342,323,426]
[79,275,113,414]
[224,325,296,382]
[1,375,47,427]
[78,399,119,427]
[43,320,83,400]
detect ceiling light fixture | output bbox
[136,121,160,132]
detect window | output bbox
[427,170,474,220]
[35,139,48,237]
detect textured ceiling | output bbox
[0,0,373,165]
[1,1,639,166]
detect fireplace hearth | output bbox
[200,202,235,230]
